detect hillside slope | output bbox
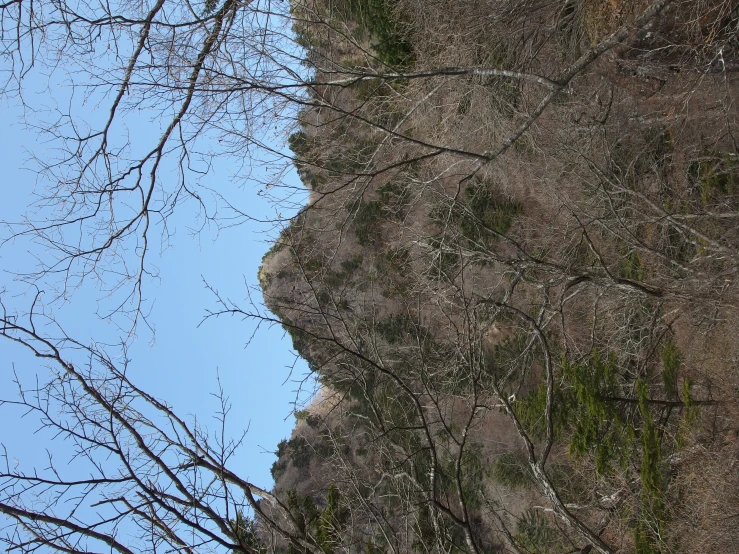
[258,0,739,552]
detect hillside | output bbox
[257,0,739,552]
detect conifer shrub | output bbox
[375,313,415,344]
[661,338,681,399]
[230,511,264,552]
[288,131,313,168]
[437,444,486,510]
[343,0,413,67]
[423,236,460,280]
[428,179,521,253]
[374,246,413,297]
[323,255,363,288]
[563,353,634,475]
[635,379,667,554]
[462,180,521,239]
[377,180,411,220]
[620,249,645,281]
[285,488,344,554]
[688,152,738,205]
[492,451,533,488]
[271,439,289,480]
[271,436,315,480]
[515,509,558,554]
[352,200,384,245]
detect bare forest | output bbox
[1,0,739,552]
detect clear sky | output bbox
[0,70,310,492]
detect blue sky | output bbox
[0,73,310,491]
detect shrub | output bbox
[271,439,289,480]
[230,511,264,551]
[423,236,460,280]
[341,255,363,273]
[374,247,413,297]
[515,352,635,476]
[375,313,415,344]
[377,180,411,220]
[493,451,533,488]
[353,200,384,245]
[515,509,557,554]
[688,152,738,205]
[430,180,521,252]
[304,257,323,272]
[288,131,312,163]
[564,353,634,475]
[465,181,521,235]
[344,0,413,66]
[661,338,681,399]
[271,436,314,480]
[636,379,667,553]
[620,249,644,281]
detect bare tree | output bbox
[2,0,739,552]
[0,0,681,333]
[0,302,333,553]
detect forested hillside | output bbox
[257,0,739,552]
[2,0,736,550]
